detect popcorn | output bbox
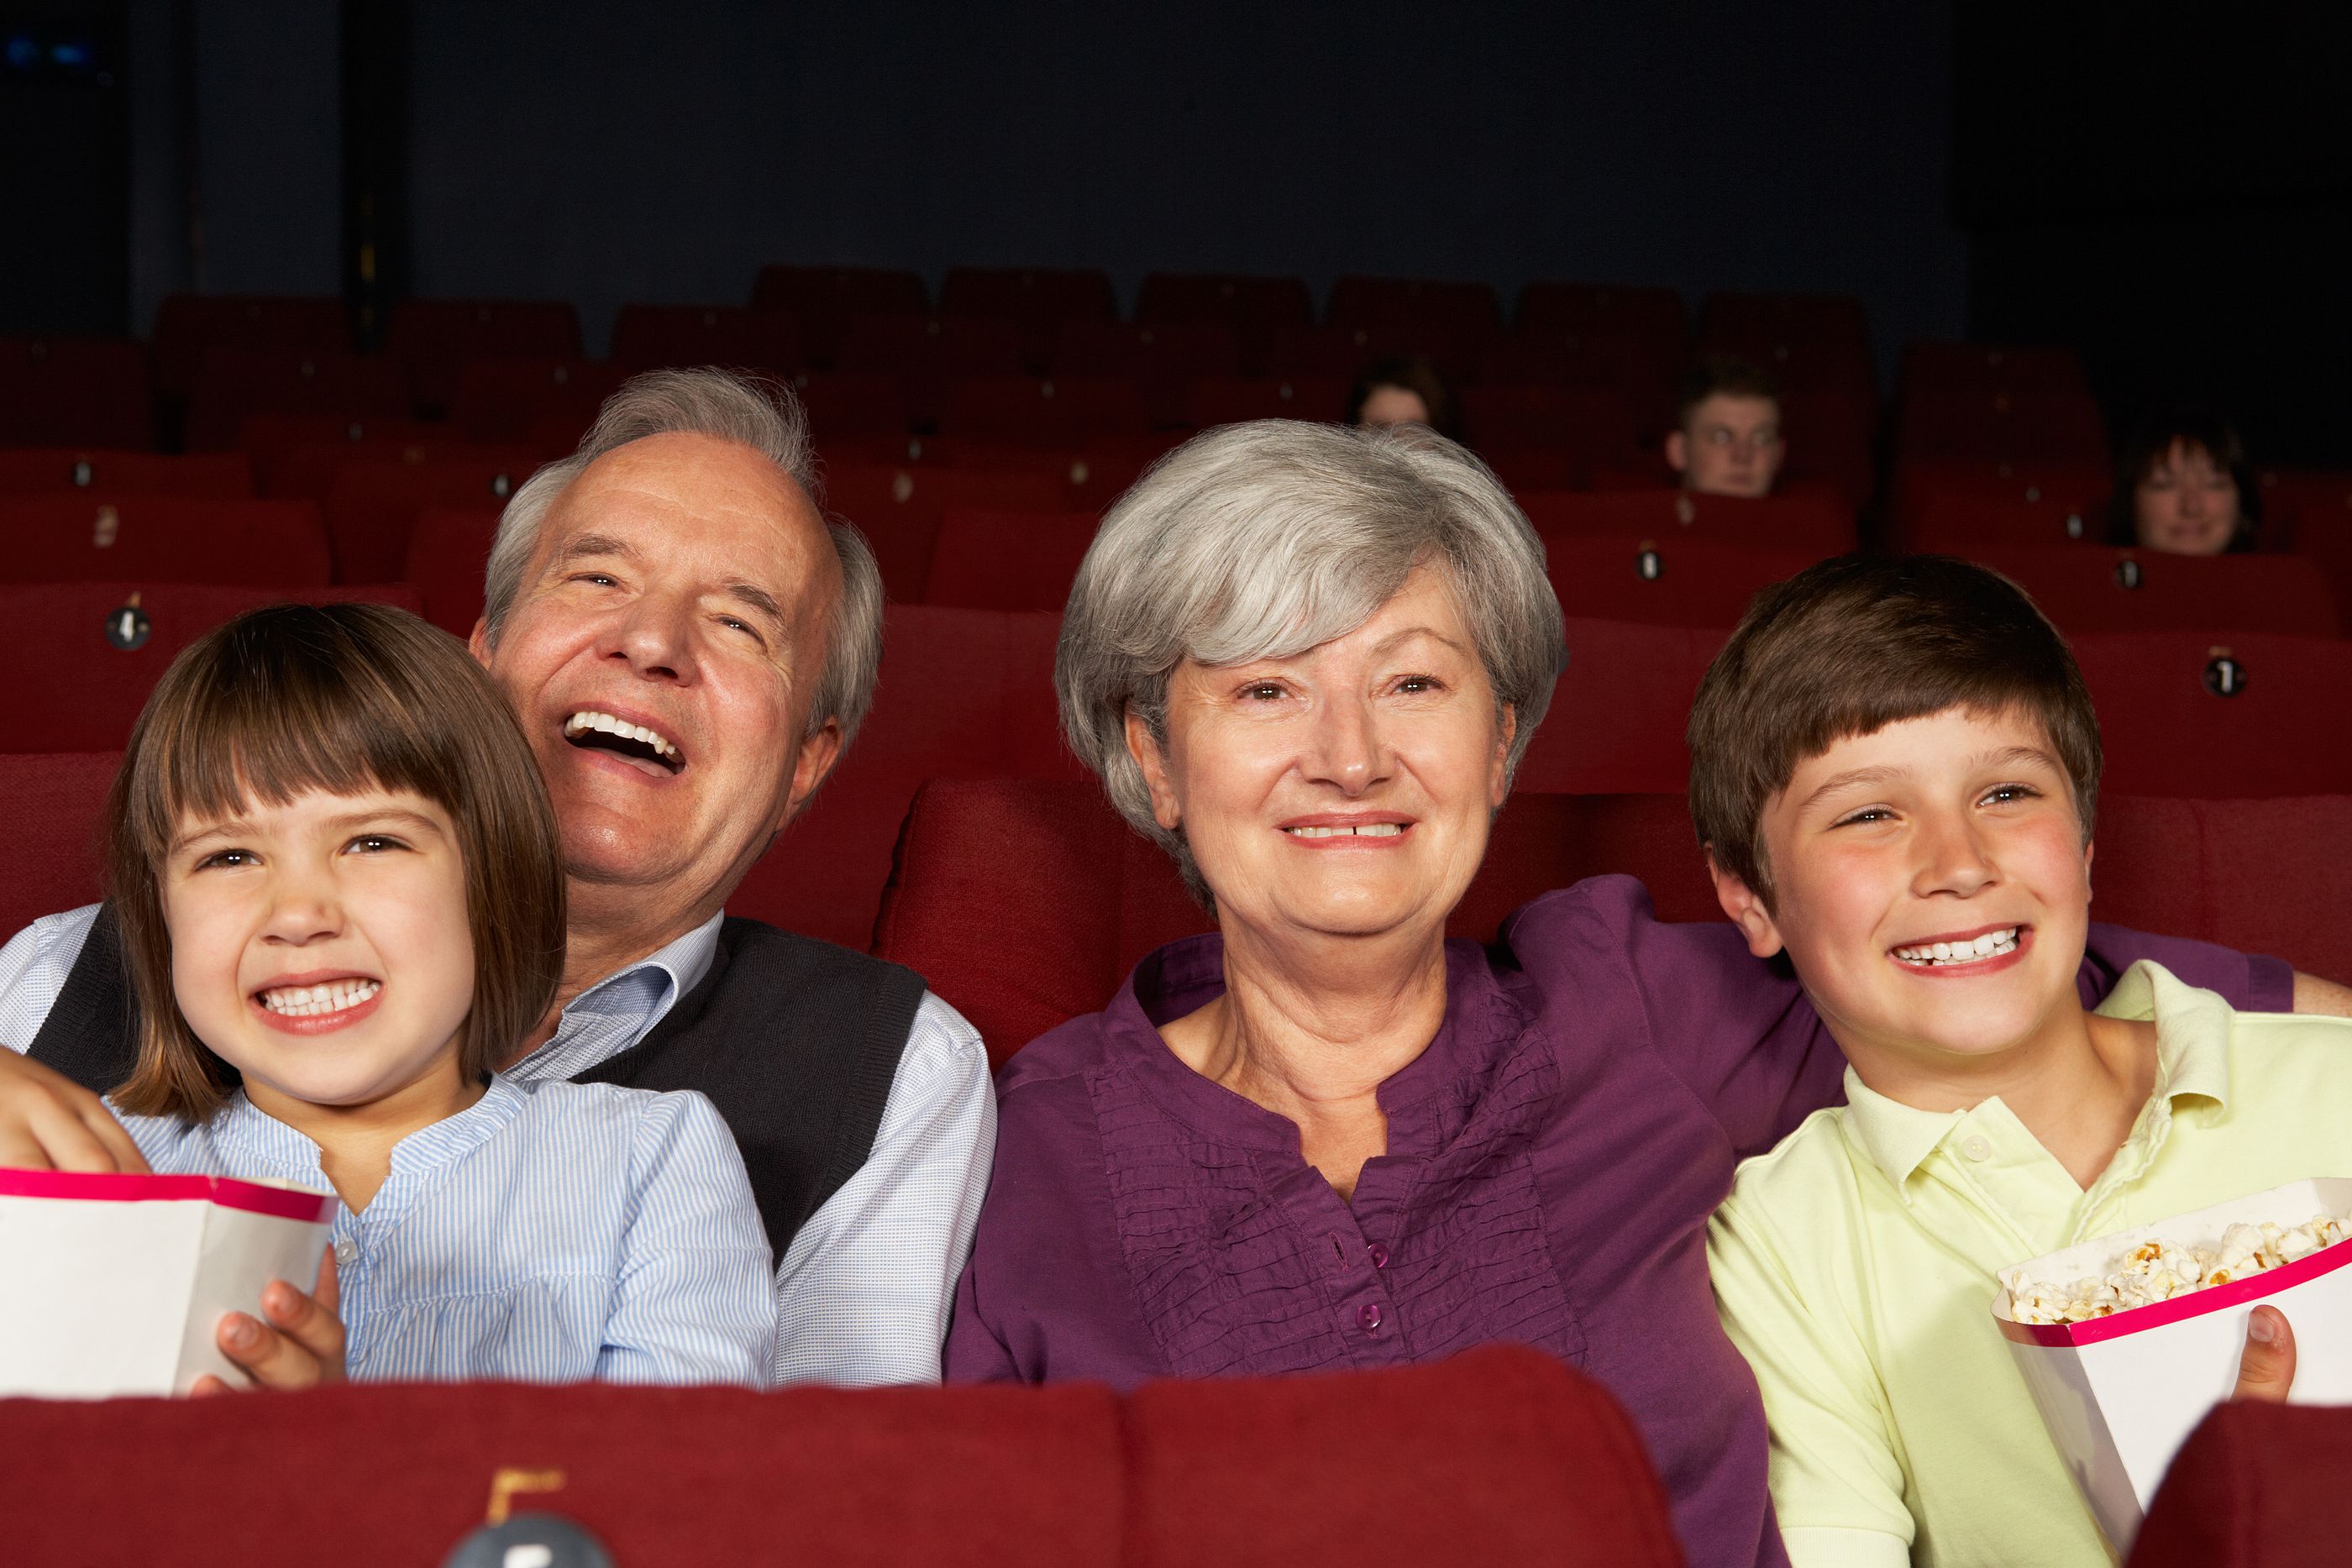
[2003,1213,2348,1324]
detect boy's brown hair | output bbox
[1675,354,1782,428]
[1687,554,2103,902]
[108,603,567,1120]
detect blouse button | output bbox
[1368,1243,1390,1270]
[1358,1302,1383,1334]
[333,1238,359,1268]
[1961,1135,1992,1162]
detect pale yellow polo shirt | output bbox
[1708,962,2352,1568]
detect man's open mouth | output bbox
[563,710,685,774]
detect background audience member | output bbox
[1347,354,1465,442]
[1666,356,1785,497]
[2107,407,2261,555]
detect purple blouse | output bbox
[944,875,2291,1568]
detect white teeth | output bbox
[1893,929,2020,968]
[259,978,381,1015]
[1284,823,1406,839]
[564,710,680,760]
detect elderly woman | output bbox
[944,422,2308,1566]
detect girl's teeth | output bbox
[260,978,381,1015]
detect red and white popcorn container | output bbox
[0,1167,334,1398]
[1993,1177,2352,1554]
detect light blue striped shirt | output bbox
[117,1075,777,1388]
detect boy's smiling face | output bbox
[1711,704,2095,1075]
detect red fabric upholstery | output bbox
[1179,375,1350,427]
[385,299,584,413]
[1893,388,2108,468]
[1900,340,2088,396]
[731,606,1085,950]
[0,496,330,587]
[876,783,2352,1065]
[921,509,1100,612]
[942,268,1118,364]
[610,304,805,375]
[1517,620,1727,794]
[323,448,543,585]
[0,336,154,449]
[236,413,440,494]
[2127,1403,2352,1568]
[0,753,119,939]
[0,448,251,499]
[1971,546,2344,637]
[403,506,501,635]
[447,358,629,443]
[1262,323,1388,380]
[1049,320,1242,412]
[1904,490,2105,553]
[1539,531,1821,627]
[821,465,1066,603]
[1459,385,1641,475]
[795,370,919,437]
[750,265,928,366]
[1889,459,2110,540]
[1135,274,1313,369]
[0,1345,1672,1568]
[1328,275,1504,340]
[151,294,349,400]
[182,350,412,451]
[1519,485,1856,556]
[939,376,1152,447]
[4,583,424,754]
[2073,632,2352,796]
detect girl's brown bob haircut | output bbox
[1687,554,2103,905]
[108,603,567,1120]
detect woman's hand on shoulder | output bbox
[195,1249,346,1393]
[0,1049,149,1173]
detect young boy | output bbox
[1691,554,2342,1567]
[1666,355,1785,497]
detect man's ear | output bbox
[467,618,493,669]
[783,717,845,822]
[1123,710,1182,832]
[1706,848,1787,959]
[1664,430,1688,476]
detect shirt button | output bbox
[1962,1135,1992,1162]
[1368,1243,1390,1270]
[333,1238,359,1268]
[1357,1303,1383,1334]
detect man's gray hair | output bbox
[1057,420,1566,880]
[480,367,885,747]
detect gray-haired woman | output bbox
[942,422,2297,1567]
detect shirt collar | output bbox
[559,908,726,1031]
[1840,959,2234,1191]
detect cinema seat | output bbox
[730,606,1084,950]
[1889,459,2110,544]
[323,448,543,585]
[821,464,1066,601]
[1905,490,2106,553]
[938,376,1152,447]
[1135,273,1314,368]
[151,294,349,401]
[234,412,442,494]
[1261,323,1384,380]
[749,265,929,367]
[1518,485,1856,556]
[0,449,251,499]
[1326,276,1504,346]
[0,1345,1677,1568]
[1900,340,2088,396]
[794,371,918,438]
[386,298,584,413]
[1179,375,1349,427]
[2073,632,2352,797]
[1971,546,2343,637]
[448,358,629,444]
[1698,291,1871,355]
[0,336,155,449]
[4,583,425,755]
[403,506,501,635]
[835,313,1026,381]
[941,267,1116,364]
[1539,532,1815,627]
[921,509,1100,611]
[1515,619,1728,794]
[1048,320,1240,426]
[1459,385,1641,478]
[2128,1402,2352,1568]
[610,303,805,375]
[0,496,330,588]
[876,782,2352,1065]
[0,752,119,939]
[1893,388,2108,469]
[182,349,412,451]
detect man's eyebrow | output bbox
[1793,763,1907,815]
[551,532,640,568]
[719,579,788,632]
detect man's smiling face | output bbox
[473,432,844,920]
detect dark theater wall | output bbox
[400,1,1970,375]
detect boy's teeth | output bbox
[562,710,679,759]
[1893,929,2020,967]
[259,978,382,1015]
[1284,823,1404,838]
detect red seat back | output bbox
[1893,388,2108,469]
[403,506,501,635]
[1900,340,2087,396]
[151,294,349,400]
[1517,620,1728,794]
[0,496,330,587]
[3,584,425,755]
[2074,632,2352,797]
[2129,1402,2352,1568]
[386,298,583,412]
[921,510,1100,612]
[183,350,411,450]
[323,448,543,585]
[1972,546,2343,637]
[749,265,928,366]
[1135,274,1313,369]
[0,449,251,499]
[236,413,441,494]
[939,376,1151,447]
[447,358,627,444]
[1520,484,1856,554]
[610,304,805,375]
[1539,532,1817,627]
[1048,320,1240,426]
[0,337,154,449]
[1458,385,1640,477]
[1179,375,1350,428]
[820,464,1066,602]
[0,752,121,939]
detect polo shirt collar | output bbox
[1840,958,2234,1192]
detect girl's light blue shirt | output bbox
[118,1074,776,1388]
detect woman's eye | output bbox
[1242,682,1286,700]
[1394,674,1442,695]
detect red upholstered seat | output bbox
[1538,532,1816,627]
[939,376,1152,447]
[749,265,929,368]
[1520,485,1856,555]
[323,448,543,585]
[3,584,424,755]
[1904,490,2107,553]
[1889,459,2111,545]
[0,448,251,499]
[2127,1403,2352,1568]
[1179,375,1350,428]
[403,505,501,635]
[794,370,917,438]
[921,509,1100,612]
[1900,340,2088,396]
[0,336,155,449]
[1261,323,1385,380]
[2072,632,2352,797]
[1696,291,1875,398]
[385,298,583,413]
[731,606,1082,950]
[234,413,441,494]
[609,303,805,376]
[182,349,412,451]
[942,267,1117,325]
[1326,275,1504,346]
[1971,545,2343,637]
[0,496,330,587]
[1893,387,2108,469]
[0,752,119,939]
[1135,273,1313,370]
[820,464,1066,602]
[1048,320,1240,426]
[876,782,2352,1066]
[1515,619,1728,794]
[1459,385,1641,480]
[151,294,349,401]
[447,358,628,445]
[0,1345,1676,1568]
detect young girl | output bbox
[99,602,774,1390]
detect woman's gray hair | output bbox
[479,367,885,747]
[1058,420,1565,882]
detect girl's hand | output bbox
[0,1051,149,1173]
[193,1249,346,1393]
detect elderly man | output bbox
[0,368,991,1387]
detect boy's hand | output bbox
[2229,1305,2295,1403]
[0,1050,148,1173]
[193,1250,346,1393]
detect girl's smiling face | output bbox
[163,785,475,1119]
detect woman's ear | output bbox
[1489,703,1517,809]
[1123,710,1183,832]
[1706,849,1788,959]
